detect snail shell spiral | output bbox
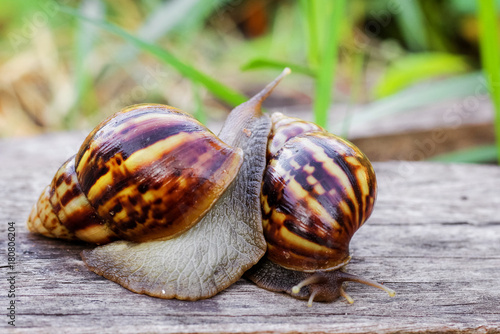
[261,112,377,271]
[27,104,243,244]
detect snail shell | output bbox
[28,104,243,244]
[262,112,377,271]
[247,113,394,306]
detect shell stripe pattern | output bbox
[27,180,80,241]
[261,132,377,272]
[27,157,117,243]
[266,113,322,159]
[27,104,243,244]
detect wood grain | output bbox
[0,133,499,334]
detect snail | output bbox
[26,69,286,301]
[245,112,396,306]
[27,68,395,305]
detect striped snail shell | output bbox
[246,113,395,306]
[28,104,243,244]
[27,69,292,300]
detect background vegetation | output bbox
[1,0,499,163]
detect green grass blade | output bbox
[299,0,320,68]
[241,58,315,77]
[114,0,205,64]
[313,0,346,128]
[136,0,203,40]
[115,0,229,64]
[341,51,364,138]
[429,145,498,163]
[478,0,500,164]
[192,82,206,125]
[65,0,105,128]
[61,6,247,107]
[394,0,428,51]
[171,0,229,34]
[374,52,470,98]
[350,71,483,125]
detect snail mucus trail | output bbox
[27,68,395,305]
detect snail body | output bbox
[27,68,394,304]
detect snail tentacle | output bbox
[307,290,318,307]
[291,274,323,294]
[335,271,396,298]
[339,286,354,304]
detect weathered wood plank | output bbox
[1,133,499,334]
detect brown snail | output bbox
[27,68,394,305]
[245,112,395,306]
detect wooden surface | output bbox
[1,132,500,334]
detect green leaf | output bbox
[172,0,230,34]
[350,71,484,125]
[374,52,470,98]
[61,6,247,107]
[241,58,315,77]
[394,0,428,51]
[65,0,105,128]
[312,0,346,129]
[448,0,500,14]
[115,0,230,64]
[192,82,206,125]
[429,145,498,163]
[137,0,207,40]
[478,0,500,164]
[299,0,320,68]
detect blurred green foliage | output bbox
[0,0,499,163]
[478,0,500,163]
